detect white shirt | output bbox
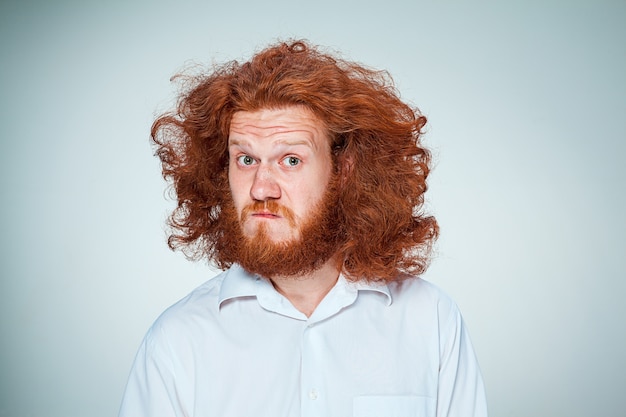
[119,264,488,417]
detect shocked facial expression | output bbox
[228,106,334,243]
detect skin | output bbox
[228,106,340,316]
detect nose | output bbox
[250,164,281,201]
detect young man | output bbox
[119,40,488,416]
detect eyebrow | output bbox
[276,139,313,147]
[228,138,245,147]
[228,138,314,148]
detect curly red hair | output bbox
[152,40,438,282]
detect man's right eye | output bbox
[237,155,255,166]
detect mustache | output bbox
[241,200,297,226]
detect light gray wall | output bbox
[1,0,624,416]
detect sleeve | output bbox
[118,324,186,417]
[436,299,489,417]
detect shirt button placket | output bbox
[301,322,323,417]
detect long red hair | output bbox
[152,40,439,282]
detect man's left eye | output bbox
[283,156,301,167]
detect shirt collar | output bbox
[218,264,392,319]
[218,264,259,304]
[347,278,392,306]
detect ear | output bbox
[336,154,354,188]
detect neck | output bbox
[269,258,341,317]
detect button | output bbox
[308,389,318,400]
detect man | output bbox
[120,40,488,416]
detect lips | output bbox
[241,201,297,227]
[251,211,281,219]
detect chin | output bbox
[259,232,299,244]
[244,224,299,243]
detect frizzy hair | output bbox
[151,39,439,282]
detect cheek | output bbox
[310,162,333,196]
[228,170,248,209]
[287,178,328,214]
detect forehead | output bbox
[229,106,328,145]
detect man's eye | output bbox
[237,155,255,166]
[283,156,301,167]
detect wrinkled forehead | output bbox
[229,106,330,145]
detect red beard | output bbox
[218,177,343,278]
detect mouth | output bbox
[250,211,282,219]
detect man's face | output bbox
[228,106,334,244]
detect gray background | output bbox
[1,0,624,416]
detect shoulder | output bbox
[146,270,228,341]
[387,276,456,306]
[386,277,462,323]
